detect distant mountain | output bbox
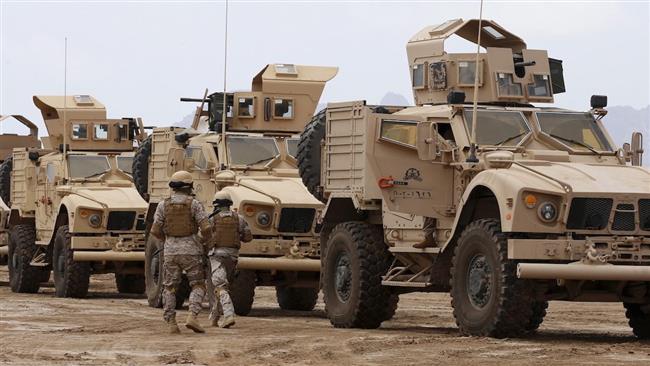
[602,105,649,166]
[380,92,411,106]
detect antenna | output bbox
[466,0,484,164]
[62,37,68,157]
[221,0,229,163]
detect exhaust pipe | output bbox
[237,257,320,272]
[73,250,145,262]
[517,262,650,281]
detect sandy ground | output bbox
[0,266,648,366]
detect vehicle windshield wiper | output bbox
[82,170,109,179]
[548,133,601,155]
[494,131,527,146]
[245,156,276,167]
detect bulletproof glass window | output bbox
[238,97,255,118]
[117,123,129,141]
[527,74,552,98]
[286,138,299,158]
[71,123,88,140]
[93,124,109,140]
[496,73,523,97]
[464,110,530,146]
[73,95,94,106]
[483,26,505,39]
[430,62,448,90]
[458,61,481,86]
[536,112,613,152]
[228,136,279,166]
[412,64,426,88]
[380,120,418,148]
[274,99,294,119]
[117,156,133,174]
[185,146,207,169]
[68,155,110,178]
[275,64,298,75]
[46,163,57,183]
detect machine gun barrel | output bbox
[180,97,210,103]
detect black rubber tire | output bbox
[132,135,151,200]
[525,301,549,332]
[450,219,536,338]
[231,269,256,316]
[0,156,12,205]
[275,286,319,311]
[322,222,398,329]
[115,273,146,294]
[297,109,326,201]
[8,224,47,293]
[53,225,90,298]
[144,235,190,309]
[624,302,650,339]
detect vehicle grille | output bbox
[612,203,636,231]
[107,211,136,231]
[640,199,650,231]
[277,208,315,233]
[566,198,612,230]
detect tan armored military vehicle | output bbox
[4,95,149,297]
[298,19,649,338]
[0,114,41,263]
[133,64,337,312]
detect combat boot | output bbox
[413,235,435,249]
[218,314,235,329]
[185,313,205,333]
[210,314,220,327]
[167,316,181,334]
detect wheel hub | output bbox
[467,254,492,309]
[334,252,352,302]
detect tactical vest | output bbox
[162,196,198,237]
[212,211,240,249]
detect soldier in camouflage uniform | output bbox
[150,171,211,334]
[207,191,253,328]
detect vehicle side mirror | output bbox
[631,132,644,166]
[416,122,440,160]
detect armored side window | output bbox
[412,64,426,89]
[430,62,447,90]
[379,120,418,148]
[458,61,482,86]
[237,97,255,118]
[46,163,57,183]
[495,73,523,97]
[93,124,109,140]
[117,123,129,141]
[185,146,207,169]
[273,99,294,119]
[527,74,552,98]
[71,123,88,140]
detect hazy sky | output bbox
[1,0,649,135]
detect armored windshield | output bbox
[286,138,299,158]
[228,136,280,165]
[464,110,530,146]
[68,155,110,178]
[536,112,613,152]
[117,156,133,174]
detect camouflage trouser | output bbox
[208,253,238,319]
[162,254,205,321]
[423,217,436,238]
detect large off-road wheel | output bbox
[323,222,398,329]
[231,269,256,316]
[115,273,146,294]
[53,225,90,298]
[525,301,549,332]
[624,302,650,339]
[0,156,12,204]
[275,286,319,311]
[8,224,48,293]
[450,219,537,338]
[132,135,151,200]
[144,236,190,309]
[297,110,326,201]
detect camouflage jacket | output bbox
[153,192,208,256]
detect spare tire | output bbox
[132,135,151,200]
[0,156,12,205]
[297,110,326,201]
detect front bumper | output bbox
[71,233,145,252]
[508,236,650,263]
[239,237,320,258]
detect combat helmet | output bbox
[169,170,193,189]
[213,191,233,207]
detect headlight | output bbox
[538,202,558,222]
[256,211,271,227]
[88,213,103,228]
